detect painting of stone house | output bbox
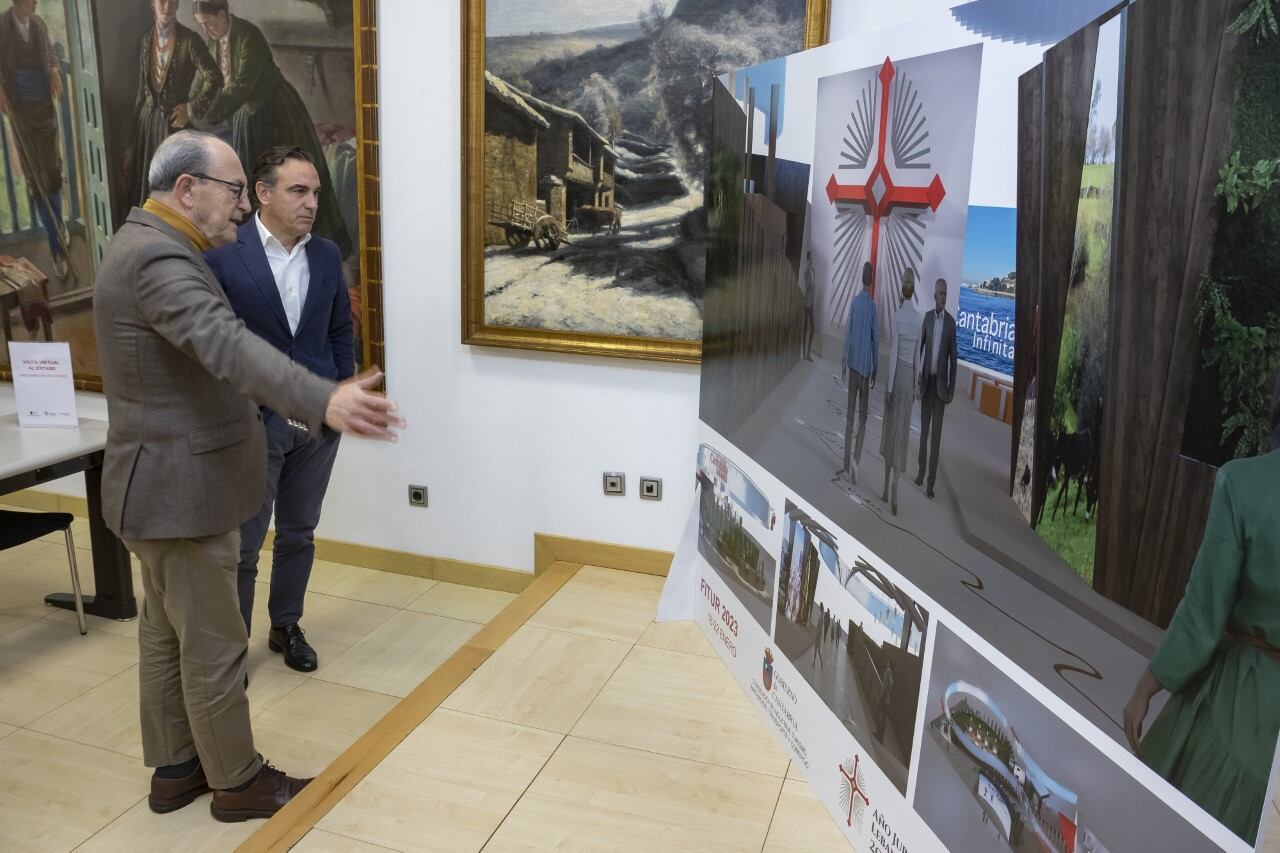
[483,72,547,246]
[466,0,823,356]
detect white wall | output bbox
[13,0,871,575]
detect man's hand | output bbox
[49,68,63,101]
[324,368,405,440]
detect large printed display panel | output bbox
[684,1,1280,850]
[692,425,1241,853]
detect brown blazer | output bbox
[93,208,334,540]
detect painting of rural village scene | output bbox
[480,0,813,343]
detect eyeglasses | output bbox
[189,172,247,200]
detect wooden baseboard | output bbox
[261,530,534,594]
[4,488,533,595]
[3,489,87,515]
[238,561,584,853]
[534,532,673,578]
[4,491,677,589]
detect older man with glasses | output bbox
[93,130,403,822]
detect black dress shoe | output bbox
[268,623,318,672]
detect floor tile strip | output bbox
[237,561,582,853]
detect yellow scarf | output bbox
[142,199,213,253]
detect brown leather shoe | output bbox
[149,763,211,814]
[210,759,312,822]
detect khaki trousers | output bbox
[125,530,262,789]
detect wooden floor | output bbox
[0,508,848,852]
[2,506,1275,852]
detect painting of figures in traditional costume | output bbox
[0,0,99,378]
[2,0,378,386]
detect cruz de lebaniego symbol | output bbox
[838,753,871,829]
[763,648,775,691]
[826,57,947,302]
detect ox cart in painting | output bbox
[487,199,566,250]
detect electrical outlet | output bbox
[408,485,428,507]
[640,477,663,501]
[603,472,625,496]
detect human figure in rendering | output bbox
[875,660,894,742]
[801,251,816,360]
[127,0,223,211]
[838,261,877,485]
[915,278,957,499]
[811,606,825,666]
[1123,374,1280,845]
[880,270,921,515]
[0,0,70,278]
[205,146,353,673]
[192,0,352,256]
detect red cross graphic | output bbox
[825,57,947,297]
[838,754,871,827]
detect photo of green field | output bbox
[1035,41,1120,584]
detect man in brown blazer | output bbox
[93,130,401,822]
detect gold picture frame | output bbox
[0,0,384,391]
[354,0,384,375]
[462,0,831,364]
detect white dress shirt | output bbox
[256,213,311,335]
[931,309,944,375]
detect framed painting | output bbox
[0,0,384,390]
[462,0,831,363]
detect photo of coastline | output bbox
[957,205,1017,377]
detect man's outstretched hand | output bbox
[324,368,405,440]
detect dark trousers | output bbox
[237,411,340,634]
[11,98,64,258]
[917,382,947,488]
[32,189,64,258]
[843,371,871,469]
[802,308,815,357]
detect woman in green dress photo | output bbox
[1123,374,1280,844]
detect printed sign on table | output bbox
[8,341,78,428]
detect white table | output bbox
[0,413,137,619]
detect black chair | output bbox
[0,510,87,634]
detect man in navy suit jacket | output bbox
[204,145,353,673]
